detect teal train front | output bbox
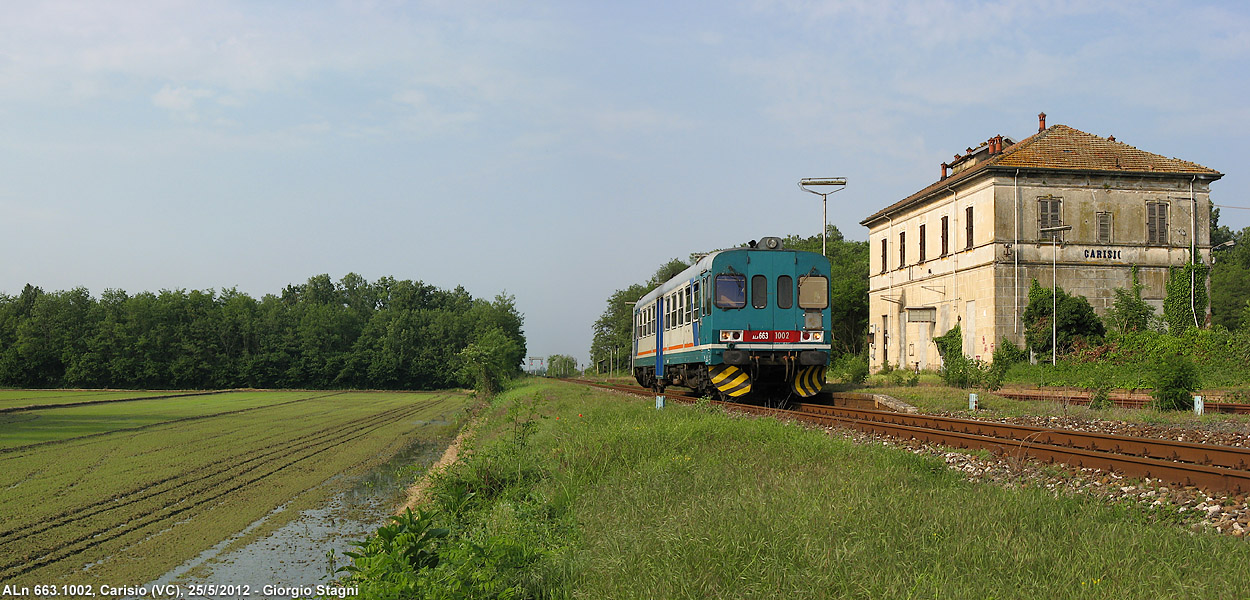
[632,237,832,401]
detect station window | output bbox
[919,224,927,263]
[898,231,906,268]
[714,274,746,309]
[941,216,949,256]
[880,238,887,274]
[1147,201,1168,245]
[777,275,793,310]
[1097,212,1112,244]
[966,206,975,248]
[798,275,828,309]
[751,275,768,309]
[1038,196,1062,240]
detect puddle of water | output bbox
[141,437,450,599]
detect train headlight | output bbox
[719,330,743,342]
[801,331,823,342]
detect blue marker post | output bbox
[655,296,665,409]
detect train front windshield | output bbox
[715,274,746,309]
[798,275,828,308]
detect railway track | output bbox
[995,386,1250,414]
[576,380,1250,495]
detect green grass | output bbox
[0,389,471,587]
[0,390,328,448]
[0,389,176,410]
[355,379,1250,599]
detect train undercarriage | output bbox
[634,351,826,406]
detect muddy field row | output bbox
[0,390,469,587]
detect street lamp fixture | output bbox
[798,177,847,256]
[1039,225,1072,366]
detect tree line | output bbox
[0,274,526,391]
[590,227,870,371]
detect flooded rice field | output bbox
[142,438,448,598]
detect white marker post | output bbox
[1194,395,1204,416]
[969,393,978,411]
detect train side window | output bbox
[691,283,700,320]
[714,274,746,309]
[684,286,692,324]
[798,275,829,309]
[702,275,711,315]
[751,275,768,309]
[777,275,793,309]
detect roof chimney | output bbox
[1038,112,1047,132]
[1108,135,1116,142]
[941,162,948,180]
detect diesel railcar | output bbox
[632,237,831,401]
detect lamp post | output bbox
[798,177,847,256]
[1039,225,1072,365]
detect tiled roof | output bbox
[861,124,1222,226]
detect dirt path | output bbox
[396,420,476,514]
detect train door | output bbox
[749,251,788,332]
[690,277,702,345]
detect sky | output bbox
[2,0,1248,367]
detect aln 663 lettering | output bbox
[744,330,799,342]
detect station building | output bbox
[860,113,1222,371]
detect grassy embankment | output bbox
[0,390,469,587]
[338,378,1250,599]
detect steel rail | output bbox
[994,387,1250,414]
[795,403,1250,472]
[570,379,1250,494]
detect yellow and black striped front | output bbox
[708,364,752,398]
[791,365,825,397]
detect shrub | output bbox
[1022,279,1106,361]
[1105,265,1158,334]
[832,353,869,384]
[1088,385,1113,410]
[887,367,919,387]
[992,338,1028,367]
[1151,354,1200,411]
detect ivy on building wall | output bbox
[1163,263,1210,334]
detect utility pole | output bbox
[798,177,848,256]
[1039,225,1072,365]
